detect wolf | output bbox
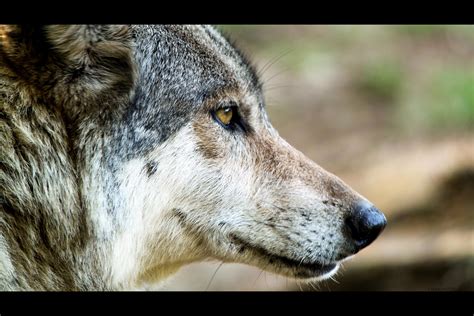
[0,25,386,290]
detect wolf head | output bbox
[0,25,386,289]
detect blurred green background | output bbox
[163,25,474,291]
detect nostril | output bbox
[346,201,387,251]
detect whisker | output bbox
[263,84,297,92]
[252,269,265,289]
[264,271,270,289]
[309,280,319,291]
[205,262,224,291]
[326,279,332,291]
[298,254,308,267]
[257,49,293,79]
[261,67,291,87]
[296,280,303,292]
[330,275,340,285]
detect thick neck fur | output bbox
[0,25,140,290]
[0,79,119,290]
[0,77,182,290]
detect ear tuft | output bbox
[0,25,136,118]
[45,25,132,65]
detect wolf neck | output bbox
[20,102,186,290]
[68,117,136,290]
[40,112,121,290]
[0,89,104,290]
[72,118,185,290]
[0,89,184,290]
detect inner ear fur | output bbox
[0,25,136,119]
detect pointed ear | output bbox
[0,25,136,118]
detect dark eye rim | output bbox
[211,105,243,131]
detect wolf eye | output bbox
[211,104,249,133]
[213,107,234,127]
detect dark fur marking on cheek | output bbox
[171,208,187,227]
[145,161,158,177]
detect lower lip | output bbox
[293,262,338,279]
[229,234,339,279]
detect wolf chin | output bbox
[0,25,386,290]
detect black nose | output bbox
[346,201,387,251]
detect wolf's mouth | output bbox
[229,234,339,279]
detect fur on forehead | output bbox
[110,25,265,161]
[0,24,265,163]
[0,25,261,119]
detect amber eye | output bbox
[214,107,234,126]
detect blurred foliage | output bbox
[399,68,474,132]
[357,60,404,102]
[395,25,474,39]
[396,25,450,35]
[220,25,474,134]
[427,69,474,129]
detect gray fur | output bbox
[0,25,384,290]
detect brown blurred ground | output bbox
[161,25,474,291]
